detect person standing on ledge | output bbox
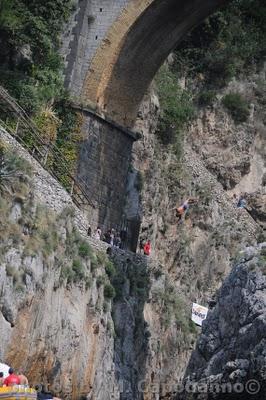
[95,226,102,240]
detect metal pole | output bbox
[42,145,49,166]
[70,181,75,197]
[15,118,20,136]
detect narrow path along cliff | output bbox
[0,0,266,399]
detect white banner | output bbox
[191,303,208,326]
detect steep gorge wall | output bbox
[131,82,260,296]
[121,68,266,395]
[178,244,266,400]
[0,127,198,400]
[0,127,118,399]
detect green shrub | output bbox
[97,251,108,266]
[105,261,116,278]
[0,1,83,191]
[72,259,85,281]
[90,256,98,272]
[155,66,194,158]
[0,143,32,195]
[96,275,105,288]
[85,276,92,290]
[0,0,73,111]
[174,0,266,86]
[78,241,93,259]
[104,283,116,299]
[222,93,249,123]
[103,301,109,313]
[60,265,74,284]
[198,90,217,106]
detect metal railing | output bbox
[0,85,95,210]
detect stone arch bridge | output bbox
[62,0,228,127]
[61,0,229,247]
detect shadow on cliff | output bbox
[110,250,151,400]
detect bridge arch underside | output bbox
[82,0,228,128]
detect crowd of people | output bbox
[0,367,60,400]
[0,368,28,387]
[85,192,249,259]
[87,225,128,249]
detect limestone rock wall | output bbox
[187,68,266,193]
[0,200,118,400]
[126,72,265,392]
[0,127,197,400]
[177,244,266,400]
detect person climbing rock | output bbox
[103,230,111,244]
[143,240,151,256]
[87,225,92,237]
[175,197,198,224]
[3,368,20,386]
[0,372,4,387]
[237,193,247,209]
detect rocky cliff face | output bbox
[0,128,198,400]
[127,66,266,390]
[0,132,117,399]
[1,45,266,400]
[177,244,266,400]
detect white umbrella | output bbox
[0,362,10,378]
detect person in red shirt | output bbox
[3,368,21,386]
[143,240,151,256]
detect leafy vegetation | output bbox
[78,240,93,259]
[222,92,250,123]
[105,260,116,278]
[96,275,106,288]
[152,280,197,347]
[174,0,266,87]
[104,283,116,299]
[198,90,217,106]
[155,66,194,159]
[0,144,107,296]
[0,0,74,112]
[0,1,83,188]
[0,139,32,195]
